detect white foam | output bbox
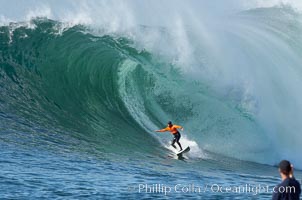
[162,134,207,159]
[25,5,53,21]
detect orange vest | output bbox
[164,125,182,134]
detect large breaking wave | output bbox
[0,1,302,168]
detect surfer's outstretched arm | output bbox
[155,129,167,132]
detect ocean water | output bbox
[0,0,302,199]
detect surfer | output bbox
[155,121,183,151]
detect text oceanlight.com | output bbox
[128,183,299,196]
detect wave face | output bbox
[0,19,161,155]
[1,4,302,168]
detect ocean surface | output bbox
[0,1,302,199]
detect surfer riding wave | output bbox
[155,121,183,151]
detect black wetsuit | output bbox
[272,177,301,200]
[171,132,182,151]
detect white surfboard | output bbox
[176,146,190,156]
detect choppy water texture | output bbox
[1,1,302,199]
